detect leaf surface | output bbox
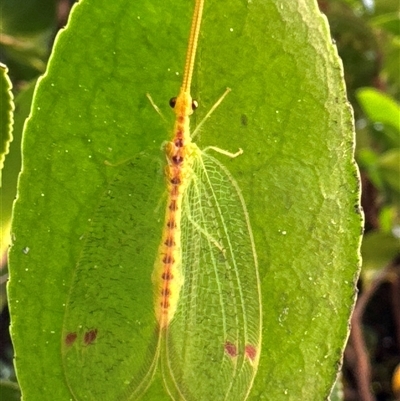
[8,0,362,400]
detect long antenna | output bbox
[181,0,204,93]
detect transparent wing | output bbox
[162,149,262,401]
[61,156,164,401]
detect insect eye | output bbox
[169,97,177,108]
[191,100,199,110]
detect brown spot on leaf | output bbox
[65,332,77,346]
[84,329,98,345]
[245,344,257,361]
[225,341,238,357]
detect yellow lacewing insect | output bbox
[62,0,261,400]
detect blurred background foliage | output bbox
[0,0,399,400]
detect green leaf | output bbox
[8,0,362,400]
[357,147,400,202]
[361,231,400,273]
[0,63,13,176]
[0,62,14,253]
[378,148,400,196]
[371,12,400,36]
[378,205,397,234]
[356,87,400,132]
[1,81,34,255]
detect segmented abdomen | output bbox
[152,116,193,329]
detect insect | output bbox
[62,0,261,400]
